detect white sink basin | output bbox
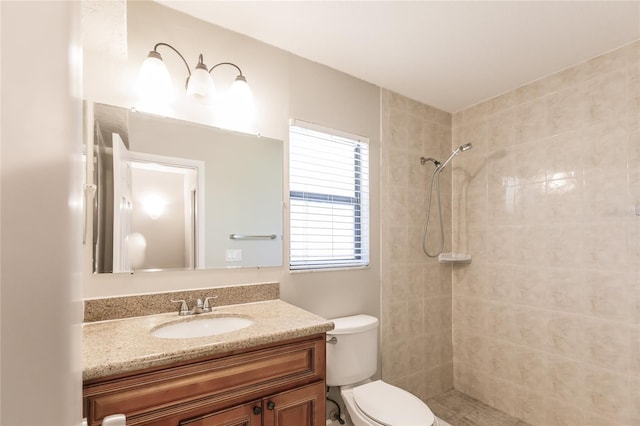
[151,316,253,339]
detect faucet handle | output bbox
[203,296,219,312]
[171,299,189,316]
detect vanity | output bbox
[83,100,331,424]
[83,298,333,425]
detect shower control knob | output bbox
[267,401,276,410]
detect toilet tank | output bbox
[326,314,378,387]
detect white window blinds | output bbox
[289,121,370,270]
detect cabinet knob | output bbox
[253,406,262,415]
[267,401,276,410]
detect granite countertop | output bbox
[83,299,334,381]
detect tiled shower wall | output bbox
[451,41,640,425]
[380,89,454,399]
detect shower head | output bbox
[438,142,473,171]
[459,143,472,152]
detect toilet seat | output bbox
[352,380,435,426]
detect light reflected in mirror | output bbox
[90,103,283,273]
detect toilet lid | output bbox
[352,380,435,426]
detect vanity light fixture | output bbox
[136,42,254,121]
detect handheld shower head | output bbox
[437,142,473,171]
[421,142,473,258]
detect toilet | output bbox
[327,314,437,426]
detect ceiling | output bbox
[158,1,639,113]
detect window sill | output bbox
[289,264,370,274]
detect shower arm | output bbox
[420,157,441,167]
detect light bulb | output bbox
[136,51,171,112]
[142,193,167,220]
[224,75,255,131]
[186,65,215,101]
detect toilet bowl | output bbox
[327,315,436,426]
[341,380,436,426]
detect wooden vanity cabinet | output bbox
[83,334,326,426]
[181,382,325,426]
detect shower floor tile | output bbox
[427,389,531,426]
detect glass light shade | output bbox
[142,193,167,220]
[227,76,255,126]
[136,54,172,106]
[186,67,215,98]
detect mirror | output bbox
[90,103,283,273]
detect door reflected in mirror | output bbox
[90,103,283,273]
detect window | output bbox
[289,120,370,270]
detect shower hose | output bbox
[422,165,445,258]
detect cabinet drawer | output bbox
[180,400,261,426]
[84,335,325,425]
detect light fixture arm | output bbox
[209,62,245,78]
[152,42,193,83]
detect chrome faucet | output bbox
[171,296,218,316]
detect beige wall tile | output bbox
[630,374,640,424]
[514,140,548,184]
[424,296,450,332]
[545,223,585,267]
[546,313,584,358]
[381,91,453,402]
[513,307,552,349]
[588,69,628,123]
[484,266,515,302]
[452,263,487,299]
[455,119,488,153]
[388,148,409,187]
[512,224,549,265]
[545,400,586,426]
[581,319,633,371]
[583,120,628,170]
[546,268,589,314]
[584,270,633,321]
[486,376,522,419]
[387,42,636,425]
[586,44,630,78]
[582,221,628,268]
[514,78,548,104]
[545,130,584,178]
[514,97,549,143]
[518,390,549,426]
[547,84,590,135]
[628,77,640,132]
[583,365,631,418]
[408,299,426,335]
[544,61,591,93]
[510,266,548,308]
[381,337,412,380]
[545,175,583,221]
[486,91,516,116]
[547,355,587,406]
[459,101,490,126]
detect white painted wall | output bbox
[1,1,82,424]
[83,1,381,321]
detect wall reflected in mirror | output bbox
[90,103,283,273]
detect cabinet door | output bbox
[263,382,325,426]
[180,401,262,426]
